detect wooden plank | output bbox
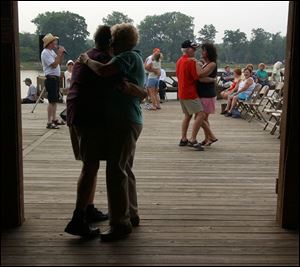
[1,102,298,266]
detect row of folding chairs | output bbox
[237,82,284,136]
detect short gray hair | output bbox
[181,48,188,54]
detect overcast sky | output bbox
[18,1,289,43]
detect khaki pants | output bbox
[106,123,142,226]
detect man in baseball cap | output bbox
[176,39,205,151]
[181,40,200,49]
[22,78,38,104]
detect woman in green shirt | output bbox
[256,63,269,87]
[78,23,145,242]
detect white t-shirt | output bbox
[64,70,72,88]
[144,55,153,74]
[159,69,166,81]
[41,48,60,77]
[26,85,37,101]
[148,60,161,78]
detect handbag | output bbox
[60,108,67,122]
[231,107,241,118]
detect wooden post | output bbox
[0,1,24,228]
[276,1,299,229]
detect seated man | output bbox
[22,78,39,104]
[220,65,234,88]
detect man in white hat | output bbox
[41,33,66,129]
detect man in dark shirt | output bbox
[65,25,115,237]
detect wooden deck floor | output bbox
[1,101,299,266]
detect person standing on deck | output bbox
[195,43,218,146]
[41,33,66,129]
[176,40,205,151]
[77,23,145,242]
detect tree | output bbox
[223,29,248,63]
[268,32,286,64]
[19,32,39,62]
[102,11,133,26]
[32,11,89,60]
[137,12,195,62]
[197,24,217,43]
[248,28,272,63]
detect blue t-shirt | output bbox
[111,50,145,125]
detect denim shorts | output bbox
[238,92,249,100]
[146,77,159,89]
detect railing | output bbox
[165,71,284,100]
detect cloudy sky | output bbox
[18,1,289,43]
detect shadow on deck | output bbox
[1,101,299,266]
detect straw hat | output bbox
[43,33,59,48]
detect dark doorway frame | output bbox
[0,1,298,229]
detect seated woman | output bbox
[223,68,256,117]
[271,61,283,85]
[220,68,242,101]
[256,63,269,87]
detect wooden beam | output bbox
[276,1,299,229]
[0,1,24,228]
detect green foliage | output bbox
[197,24,217,43]
[19,32,39,62]
[20,11,286,67]
[31,11,89,60]
[102,11,134,26]
[137,12,195,62]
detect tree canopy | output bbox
[137,12,195,62]
[197,24,217,43]
[31,11,89,60]
[20,10,286,68]
[102,11,134,26]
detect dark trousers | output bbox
[106,123,142,226]
[158,80,167,100]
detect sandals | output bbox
[46,123,59,129]
[193,143,204,151]
[201,138,218,146]
[187,140,198,147]
[179,139,188,146]
[52,119,65,125]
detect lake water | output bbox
[20,70,179,100]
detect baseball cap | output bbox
[23,78,32,83]
[181,40,200,49]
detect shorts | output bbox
[146,77,159,89]
[69,125,109,162]
[69,123,143,162]
[238,92,249,100]
[45,76,60,103]
[200,97,216,114]
[180,98,203,115]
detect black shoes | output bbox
[64,206,107,238]
[130,216,140,227]
[64,219,100,238]
[85,204,109,223]
[179,139,188,146]
[100,224,132,242]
